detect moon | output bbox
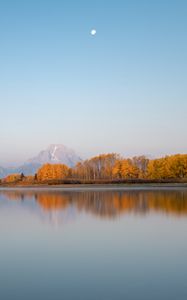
[91,29,96,36]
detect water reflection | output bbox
[0,189,187,219]
[0,189,187,300]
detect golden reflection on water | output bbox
[1,189,187,218]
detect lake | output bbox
[0,187,187,300]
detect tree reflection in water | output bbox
[1,189,187,218]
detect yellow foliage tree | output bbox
[3,174,22,183]
[37,164,69,181]
[120,159,139,179]
[147,154,187,179]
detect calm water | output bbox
[0,188,187,300]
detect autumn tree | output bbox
[37,163,69,181]
[120,159,139,179]
[147,154,187,179]
[3,174,22,183]
[73,153,120,180]
[131,156,149,178]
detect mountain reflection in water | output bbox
[0,189,187,220]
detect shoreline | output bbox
[0,183,187,191]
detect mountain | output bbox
[0,166,7,179]
[0,163,41,178]
[15,163,42,176]
[0,144,82,178]
[27,144,81,167]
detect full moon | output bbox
[91,29,96,36]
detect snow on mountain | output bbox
[0,144,82,178]
[27,144,81,167]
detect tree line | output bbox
[36,153,187,181]
[2,153,186,184]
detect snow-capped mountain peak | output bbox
[27,144,81,167]
[0,144,82,178]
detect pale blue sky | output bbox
[0,0,187,166]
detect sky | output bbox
[0,0,187,166]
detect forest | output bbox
[1,153,187,185]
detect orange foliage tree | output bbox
[37,163,69,181]
[3,174,22,183]
[113,159,139,179]
[147,154,187,179]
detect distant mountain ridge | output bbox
[0,144,82,178]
